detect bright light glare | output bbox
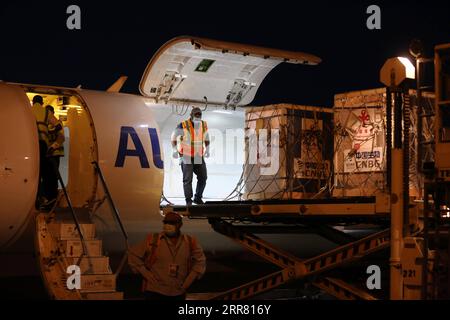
[213,110,233,115]
[397,57,415,79]
[63,104,82,109]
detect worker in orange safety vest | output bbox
[171,107,210,206]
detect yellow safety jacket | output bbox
[178,120,208,157]
[48,122,65,157]
[31,103,49,145]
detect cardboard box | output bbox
[49,223,96,240]
[66,256,111,274]
[244,104,333,200]
[59,239,102,257]
[81,274,116,293]
[333,88,435,197]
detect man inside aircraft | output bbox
[45,105,65,208]
[171,107,210,206]
[31,95,63,210]
[128,211,206,300]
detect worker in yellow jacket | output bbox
[45,105,65,208]
[31,95,63,210]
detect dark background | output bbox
[0,1,448,107]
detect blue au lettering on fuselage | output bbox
[115,126,164,169]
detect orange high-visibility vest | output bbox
[178,120,207,157]
[31,103,50,145]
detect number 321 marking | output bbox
[403,269,416,278]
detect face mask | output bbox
[193,117,202,123]
[163,224,178,237]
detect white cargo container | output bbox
[333,88,435,198]
[243,104,333,200]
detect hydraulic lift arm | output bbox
[208,219,388,300]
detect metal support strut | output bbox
[208,219,387,300]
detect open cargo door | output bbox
[140,36,321,107]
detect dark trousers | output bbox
[143,291,186,300]
[37,141,51,203]
[46,157,60,201]
[181,157,207,202]
[37,140,60,204]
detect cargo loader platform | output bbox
[162,195,391,224]
[160,195,398,300]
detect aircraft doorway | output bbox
[149,104,246,205]
[25,88,98,208]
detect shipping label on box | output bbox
[294,159,330,179]
[81,274,116,293]
[67,256,111,274]
[344,147,383,173]
[294,118,331,179]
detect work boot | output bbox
[186,199,193,206]
[193,198,204,205]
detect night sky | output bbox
[0,1,448,107]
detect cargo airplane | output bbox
[0,36,321,277]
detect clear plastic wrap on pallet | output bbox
[243,104,333,200]
[332,88,435,198]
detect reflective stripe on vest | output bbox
[49,145,64,157]
[178,120,207,157]
[48,123,65,157]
